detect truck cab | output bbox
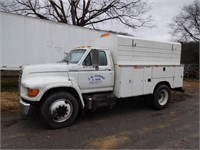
[19,47,114,128]
[65,48,114,94]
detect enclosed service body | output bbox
[19,33,184,128]
[93,34,183,98]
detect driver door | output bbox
[78,49,114,93]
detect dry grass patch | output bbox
[184,80,199,87]
[0,92,19,113]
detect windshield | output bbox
[62,49,86,64]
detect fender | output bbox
[40,81,85,108]
[41,79,85,108]
[42,81,85,108]
[151,79,173,94]
[71,80,85,108]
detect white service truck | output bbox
[19,33,184,128]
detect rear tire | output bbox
[152,84,171,110]
[40,92,79,129]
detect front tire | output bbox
[152,85,171,110]
[40,92,79,129]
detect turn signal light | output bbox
[27,88,39,97]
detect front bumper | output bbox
[20,99,30,115]
[20,98,39,116]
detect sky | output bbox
[100,0,193,42]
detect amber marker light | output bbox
[27,88,39,97]
[100,32,110,37]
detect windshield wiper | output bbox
[63,59,69,64]
[58,60,69,64]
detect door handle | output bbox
[105,68,111,71]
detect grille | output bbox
[18,69,22,83]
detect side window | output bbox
[83,53,92,66]
[83,50,107,66]
[99,51,107,66]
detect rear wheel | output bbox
[152,84,171,110]
[40,92,79,129]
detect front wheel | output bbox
[40,92,79,129]
[152,85,171,110]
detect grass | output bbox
[1,71,19,92]
[1,71,19,113]
[0,92,19,113]
[1,77,19,92]
[1,70,19,77]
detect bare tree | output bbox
[0,0,152,29]
[169,0,200,43]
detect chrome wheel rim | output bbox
[158,90,169,106]
[49,99,73,123]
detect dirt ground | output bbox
[1,80,199,149]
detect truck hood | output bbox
[21,63,80,83]
[23,63,69,73]
[22,63,70,74]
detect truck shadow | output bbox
[75,96,152,125]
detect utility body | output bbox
[19,33,184,128]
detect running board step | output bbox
[83,93,116,110]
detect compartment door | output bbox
[174,66,184,87]
[119,67,144,97]
[143,67,152,94]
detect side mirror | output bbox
[91,49,99,70]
